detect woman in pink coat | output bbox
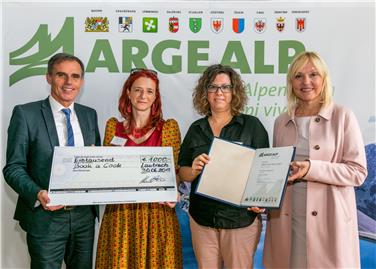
[263,51,367,268]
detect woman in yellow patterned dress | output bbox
[95,69,182,269]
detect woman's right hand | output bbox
[191,153,210,178]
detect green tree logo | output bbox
[9,17,74,86]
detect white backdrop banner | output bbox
[2,1,375,267]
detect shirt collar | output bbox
[195,114,244,129]
[231,114,245,125]
[49,95,75,114]
[317,103,334,120]
[285,102,334,126]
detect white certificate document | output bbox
[47,146,177,206]
[196,137,295,208]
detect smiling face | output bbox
[292,61,323,106]
[46,60,84,107]
[207,73,233,114]
[127,77,157,113]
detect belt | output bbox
[63,206,75,211]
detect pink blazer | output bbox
[263,103,367,268]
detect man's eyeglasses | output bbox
[207,84,233,93]
[130,68,158,76]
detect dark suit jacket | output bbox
[3,97,101,235]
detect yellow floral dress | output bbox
[95,117,183,269]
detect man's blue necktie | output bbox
[61,108,75,146]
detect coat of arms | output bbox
[85,17,109,32]
[232,18,245,33]
[119,17,133,33]
[276,17,285,32]
[254,18,266,33]
[169,17,179,33]
[296,18,306,32]
[211,18,223,33]
[189,18,202,33]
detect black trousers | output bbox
[26,206,95,269]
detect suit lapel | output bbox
[75,104,90,146]
[41,98,60,148]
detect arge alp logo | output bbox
[258,152,279,158]
[9,17,74,86]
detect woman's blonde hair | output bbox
[286,51,333,115]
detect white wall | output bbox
[1,1,375,268]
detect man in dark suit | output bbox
[3,53,101,269]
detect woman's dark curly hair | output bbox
[192,64,247,116]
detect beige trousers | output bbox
[189,215,262,269]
